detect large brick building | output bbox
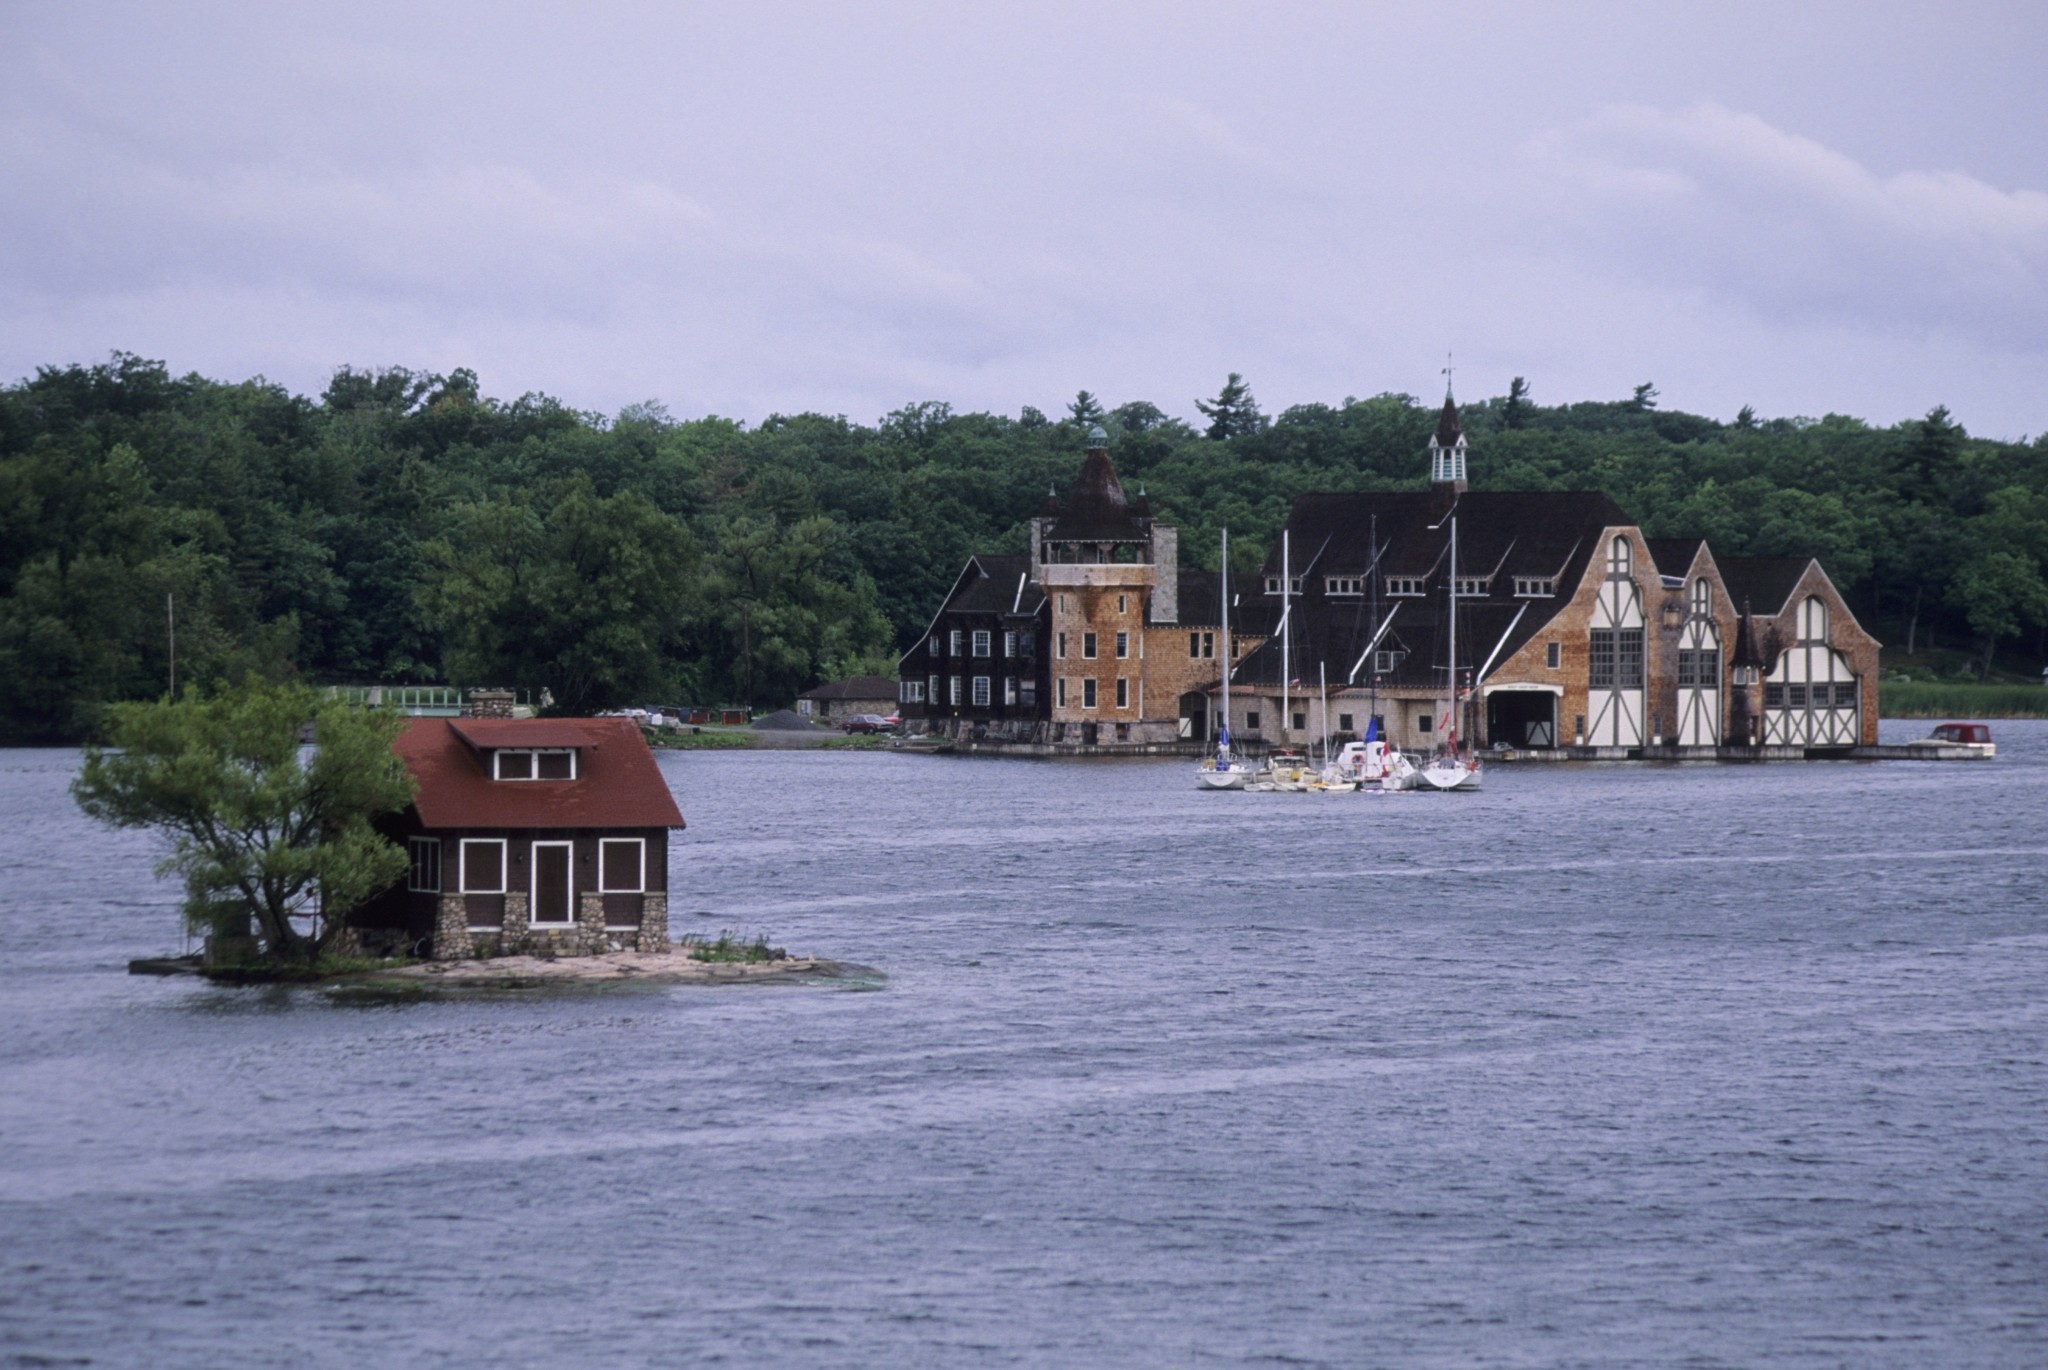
[898,428,1268,747]
[1226,397,1881,753]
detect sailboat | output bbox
[1418,514,1482,792]
[1196,528,1254,791]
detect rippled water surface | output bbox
[3,723,2046,1367]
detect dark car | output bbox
[840,714,896,734]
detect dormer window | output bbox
[494,748,576,780]
[1264,575,1304,596]
[1386,576,1426,597]
[1454,577,1489,597]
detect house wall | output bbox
[347,824,671,959]
[1045,569,1157,742]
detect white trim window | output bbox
[1546,641,1561,670]
[972,630,991,658]
[1004,676,1018,706]
[949,676,962,706]
[407,837,442,893]
[1116,677,1129,709]
[1003,630,1017,658]
[1117,594,1128,614]
[1082,632,1098,659]
[1374,649,1406,674]
[598,838,645,893]
[1264,575,1304,595]
[1326,576,1363,596]
[1454,577,1488,597]
[949,629,962,657]
[900,680,925,703]
[927,674,939,705]
[494,748,576,780]
[972,676,990,706]
[1082,678,1098,709]
[1514,577,1555,597]
[1056,632,1067,660]
[1056,677,1068,708]
[1115,631,1129,659]
[1386,576,1425,597]
[459,838,506,894]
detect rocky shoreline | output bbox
[131,950,876,990]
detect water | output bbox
[3,723,2045,1367]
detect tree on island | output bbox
[72,679,414,966]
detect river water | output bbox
[2,722,2044,1367]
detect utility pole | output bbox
[741,603,753,714]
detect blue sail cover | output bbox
[1217,721,1232,761]
[1363,716,1378,743]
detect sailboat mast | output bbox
[1367,514,1377,730]
[1447,516,1458,753]
[1281,529,1291,747]
[1220,527,1231,737]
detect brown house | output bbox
[348,717,685,960]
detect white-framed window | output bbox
[972,676,990,706]
[1057,632,1067,659]
[1264,575,1304,595]
[1608,536,1632,577]
[1386,576,1425,597]
[1454,577,1488,597]
[459,838,506,894]
[1057,677,1068,708]
[1374,649,1406,674]
[598,838,645,893]
[1117,594,1128,614]
[1800,596,1829,642]
[949,629,962,656]
[1691,578,1712,617]
[1115,677,1129,709]
[407,837,442,893]
[1004,676,1018,705]
[494,749,575,780]
[972,630,991,657]
[1514,577,1555,597]
[1189,631,1214,659]
[1545,641,1561,670]
[949,676,961,706]
[1115,631,1129,659]
[1083,678,1098,709]
[928,674,939,704]
[1326,576,1362,596]
[901,680,925,703]
[1003,630,1017,657]
[1082,632,1098,659]
[929,634,939,655]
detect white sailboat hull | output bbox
[1196,765,1252,790]
[1417,760,1481,791]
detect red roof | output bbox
[395,717,685,831]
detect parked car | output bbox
[840,714,895,734]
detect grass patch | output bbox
[681,930,785,963]
[1880,681,2048,718]
[652,728,754,750]
[821,734,890,750]
[200,954,419,984]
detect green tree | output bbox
[1067,390,1106,426]
[1197,373,1266,440]
[72,679,414,965]
[1502,377,1532,430]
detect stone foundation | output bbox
[637,893,670,954]
[421,889,669,960]
[433,894,473,961]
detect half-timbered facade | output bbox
[348,717,685,959]
[1226,396,1880,754]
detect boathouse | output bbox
[796,675,899,721]
[1225,396,1881,754]
[348,716,684,959]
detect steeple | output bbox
[1428,391,1468,495]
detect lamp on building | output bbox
[1660,601,1685,630]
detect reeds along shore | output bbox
[1880,682,2048,718]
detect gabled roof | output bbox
[798,675,898,701]
[396,717,684,830]
[946,554,1044,616]
[1645,538,1705,578]
[1717,557,1813,617]
[1234,488,1632,690]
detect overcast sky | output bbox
[4,2,2044,438]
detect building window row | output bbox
[1386,576,1425,597]
[1264,575,1305,595]
[1326,576,1362,596]
[934,627,1035,658]
[1514,576,1556,597]
[1766,682,1857,708]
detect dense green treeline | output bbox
[3,354,2044,742]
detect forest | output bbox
[2,354,2044,743]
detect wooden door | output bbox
[531,841,573,925]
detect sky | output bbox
[3,1,2045,439]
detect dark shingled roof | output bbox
[1646,538,1705,578]
[400,717,684,831]
[1717,557,1812,617]
[1433,395,1464,449]
[1232,488,1632,692]
[944,554,1045,616]
[1044,448,1148,543]
[797,675,898,701]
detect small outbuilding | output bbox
[795,675,899,720]
[347,717,685,960]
